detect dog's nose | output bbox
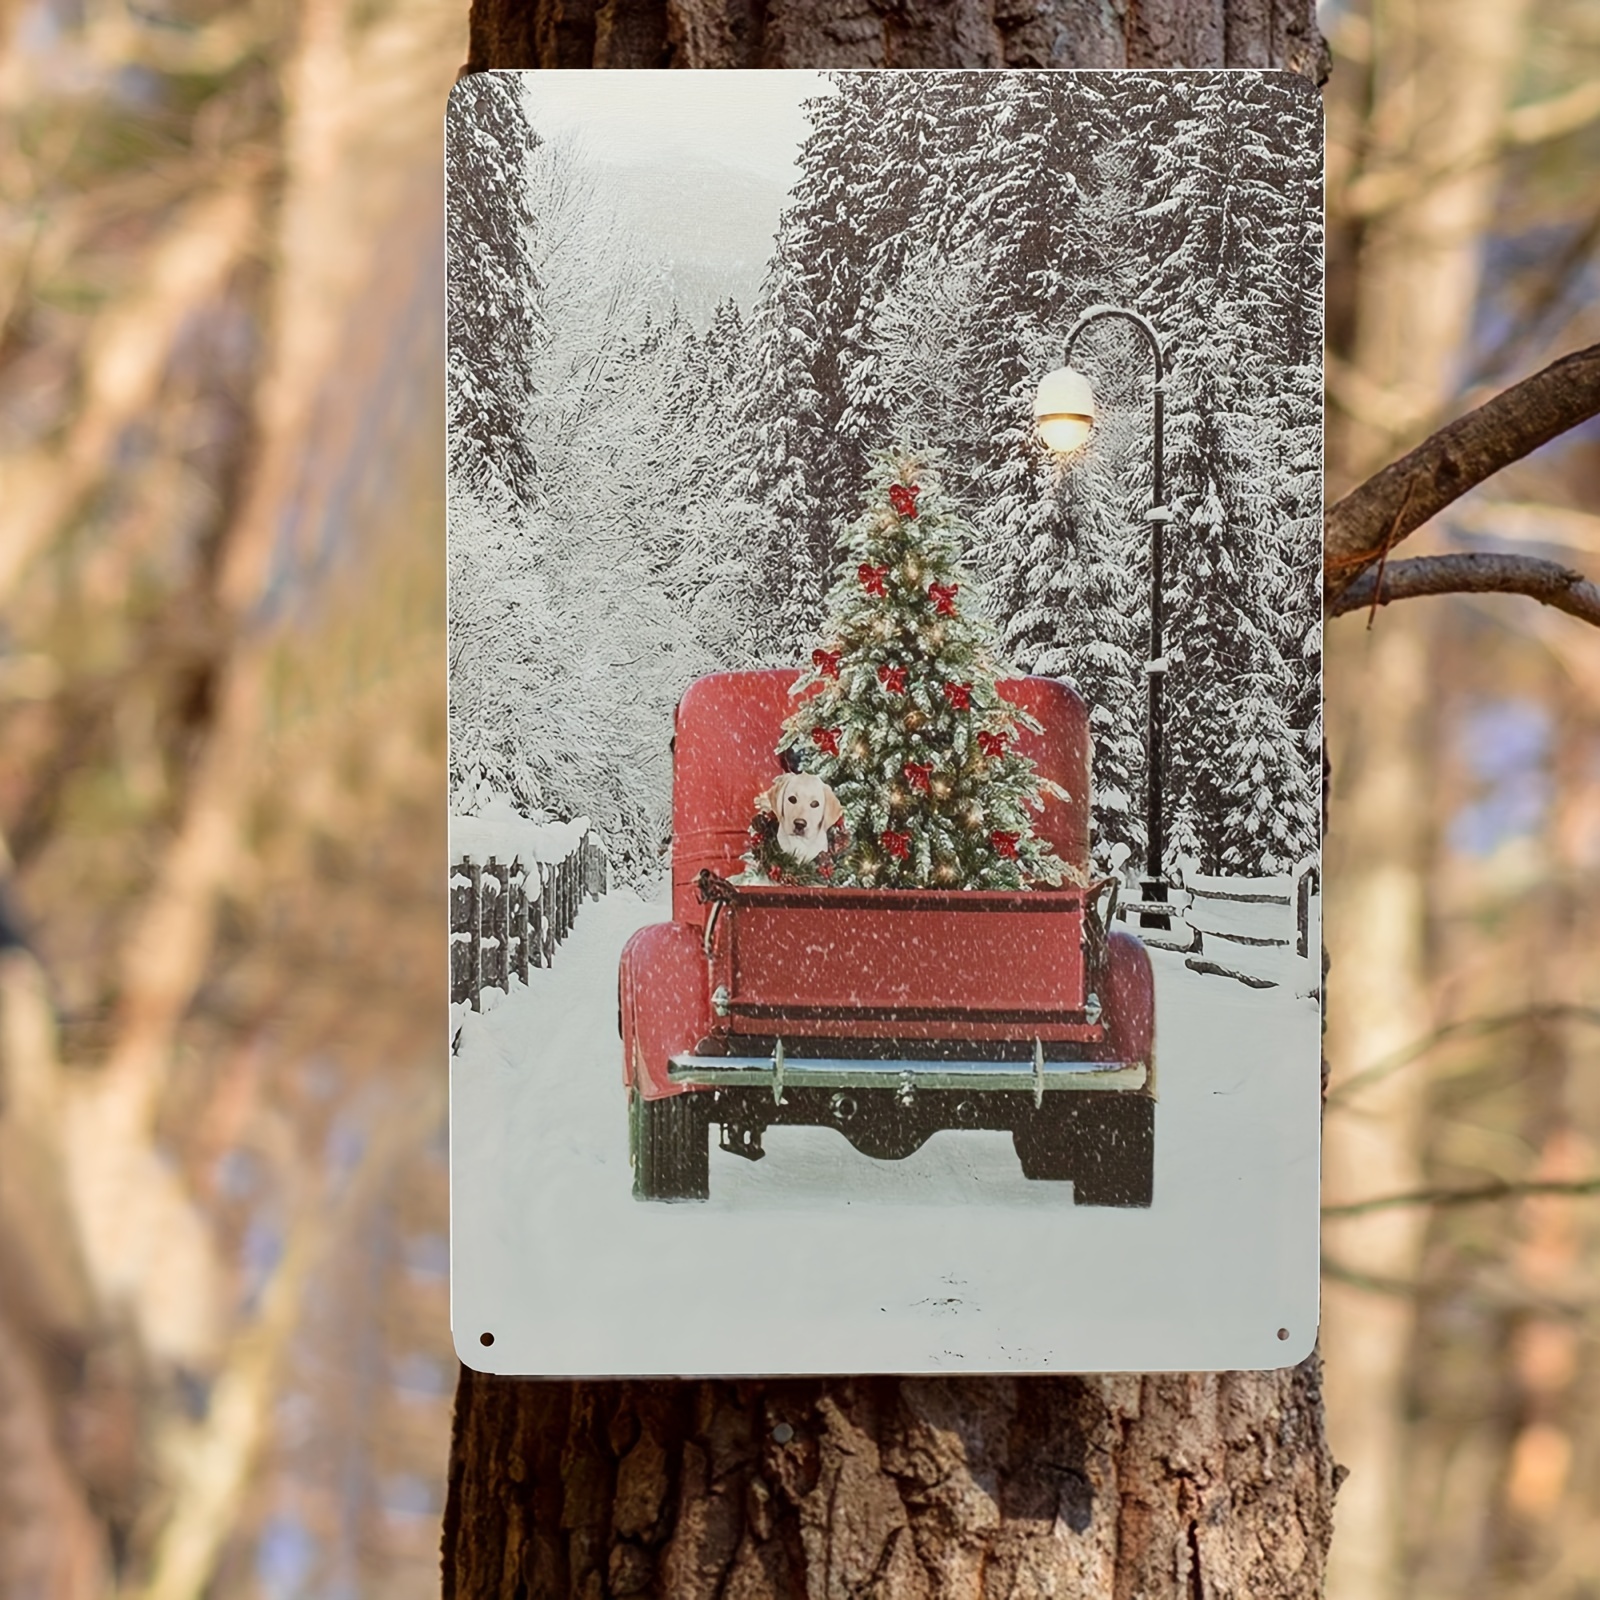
[792,818,807,834]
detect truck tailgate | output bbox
[710,886,1100,1044]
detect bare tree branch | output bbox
[1320,1255,1421,1298]
[1325,1003,1600,1110]
[1321,1254,1600,1315]
[1324,1175,1600,1219]
[1331,553,1600,626]
[1324,342,1600,597]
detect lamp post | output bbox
[1033,305,1172,931]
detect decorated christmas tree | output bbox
[778,448,1075,890]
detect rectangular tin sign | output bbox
[447,68,1324,1375]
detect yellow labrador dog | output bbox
[759,773,844,866]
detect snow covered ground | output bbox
[452,883,1322,1377]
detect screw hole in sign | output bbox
[1276,1328,1290,1341]
[772,1423,794,1444]
[480,1332,495,1347]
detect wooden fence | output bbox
[1179,861,1321,991]
[450,830,607,1009]
[1114,859,1321,992]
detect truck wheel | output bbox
[632,1090,709,1201]
[1013,1094,1155,1206]
[1013,1102,1075,1181]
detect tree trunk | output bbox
[445,11,1334,1598]
[1319,3,1532,1595]
[444,1369,1335,1598]
[462,0,1327,73]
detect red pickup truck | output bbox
[618,669,1155,1204]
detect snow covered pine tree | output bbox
[774,449,1076,890]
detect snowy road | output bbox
[452,886,1322,1376]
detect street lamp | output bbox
[1033,304,1172,932]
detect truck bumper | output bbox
[669,1044,1148,1102]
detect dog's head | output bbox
[759,772,844,862]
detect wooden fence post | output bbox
[469,860,484,1009]
[510,857,529,984]
[540,863,555,967]
[1295,862,1320,960]
[481,857,509,995]
[450,857,477,1006]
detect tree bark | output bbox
[444,1369,1335,1599]
[462,0,1326,72]
[445,11,1333,1598]
[1331,552,1600,628]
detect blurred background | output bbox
[0,1,1598,1597]
[0,1,462,1596]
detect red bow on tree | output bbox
[991,831,1021,859]
[903,761,932,792]
[877,663,908,695]
[888,483,920,518]
[880,830,911,860]
[977,730,1008,759]
[928,581,958,617]
[942,681,972,711]
[858,563,888,596]
[812,647,842,679]
[811,726,840,757]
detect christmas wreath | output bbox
[739,810,851,886]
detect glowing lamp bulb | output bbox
[1033,364,1096,454]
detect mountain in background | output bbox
[595,157,789,325]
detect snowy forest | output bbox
[446,70,1323,884]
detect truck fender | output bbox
[618,921,713,1102]
[1101,930,1155,1074]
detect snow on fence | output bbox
[1119,859,1320,995]
[1179,861,1320,993]
[450,830,607,1010]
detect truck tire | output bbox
[1013,1093,1155,1206]
[633,1090,710,1201]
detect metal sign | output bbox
[447,68,1324,1375]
